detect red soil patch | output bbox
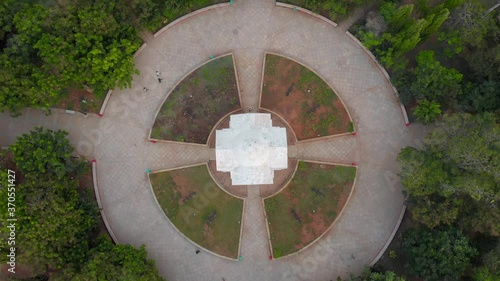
[169,169,200,205]
[54,88,105,114]
[261,55,352,140]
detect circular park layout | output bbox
[93,1,416,280]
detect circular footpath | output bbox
[95,1,416,280]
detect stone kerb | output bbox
[370,206,407,266]
[148,53,235,144]
[153,3,231,38]
[266,162,358,260]
[92,161,120,243]
[275,2,338,27]
[261,52,355,129]
[344,31,410,126]
[296,131,355,144]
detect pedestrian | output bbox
[143,87,149,92]
[158,77,162,83]
[195,250,200,254]
[156,70,161,77]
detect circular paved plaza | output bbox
[94,0,418,280]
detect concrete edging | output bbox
[99,90,113,116]
[133,43,148,58]
[92,161,119,243]
[153,3,231,38]
[296,131,355,144]
[344,31,410,126]
[275,3,338,27]
[370,205,406,266]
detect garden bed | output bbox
[261,54,352,140]
[54,88,106,114]
[149,165,243,259]
[151,55,240,143]
[264,162,355,257]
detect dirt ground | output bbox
[54,88,105,114]
[266,164,356,257]
[261,54,352,140]
[152,55,240,144]
[374,211,423,281]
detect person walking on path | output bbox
[156,70,163,83]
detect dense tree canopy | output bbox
[398,113,500,235]
[347,267,406,281]
[396,50,463,107]
[402,227,477,281]
[10,127,87,179]
[0,0,141,114]
[54,238,165,281]
[3,175,97,271]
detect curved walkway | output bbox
[0,1,426,280]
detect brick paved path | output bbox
[0,0,427,280]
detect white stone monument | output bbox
[216,113,288,185]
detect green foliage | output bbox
[0,174,98,271]
[444,2,491,48]
[396,50,463,107]
[482,242,500,277]
[358,30,383,49]
[132,0,226,31]
[10,127,87,179]
[0,0,141,113]
[466,45,500,82]
[413,99,441,123]
[398,113,500,235]
[473,266,500,281]
[459,81,500,114]
[53,238,165,281]
[402,227,477,281]
[347,267,406,280]
[322,0,363,21]
[437,30,463,57]
[420,8,449,40]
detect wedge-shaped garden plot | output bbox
[152,55,240,143]
[264,162,356,258]
[150,165,243,259]
[261,54,353,140]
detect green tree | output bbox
[54,238,165,281]
[420,8,449,40]
[459,81,500,113]
[398,113,500,235]
[10,127,87,179]
[445,1,491,48]
[322,0,363,21]
[397,50,463,107]
[0,174,97,272]
[402,227,477,281]
[413,99,441,123]
[0,0,141,114]
[473,266,500,281]
[348,267,406,280]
